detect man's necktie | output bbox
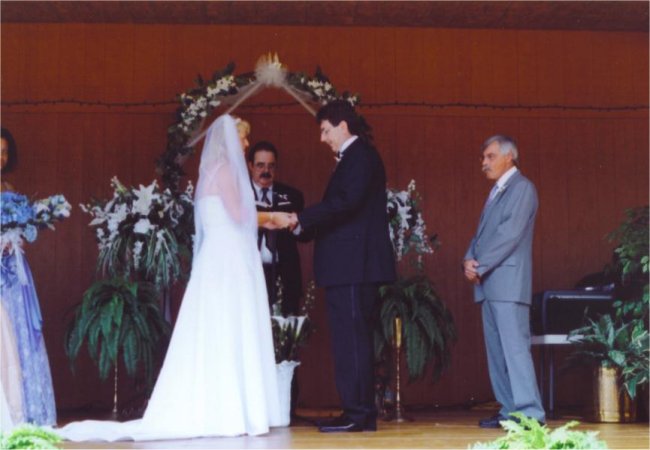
[259,187,272,252]
[486,184,500,205]
[261,187,271,206]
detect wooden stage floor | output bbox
[59,408,649,449]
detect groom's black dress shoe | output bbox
[478,414,507,428]
[317,415,374,433]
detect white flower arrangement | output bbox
[271,279,315,363]
[386,179,436,262]
[80,177,194,289]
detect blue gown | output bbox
[1,193,57,426]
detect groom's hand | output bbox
[287,213,299,232]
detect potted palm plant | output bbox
[64,277,170,413]
[375,180,457,415]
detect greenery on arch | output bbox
[157,60,359,190]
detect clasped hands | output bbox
[258,211,299,231]
[463,259,481,285]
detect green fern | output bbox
[470,413,608,449]
[64,277,171,386]
[376,274,457,380]
[0,424,62,449]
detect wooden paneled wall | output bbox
[1,24,648,413]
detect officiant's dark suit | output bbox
[296,101,396,432]
[248,141,307,315]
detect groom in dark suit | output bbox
[463,135,545,428]
[289,100,396,432]
[248,140,306,315]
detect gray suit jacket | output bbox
[464,171,538,304]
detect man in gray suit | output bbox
[463,135,545,428]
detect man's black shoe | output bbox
[478,414,507,428]
[318,415,364,433]
[317,414,376,432]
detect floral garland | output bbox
[158,58,359,190]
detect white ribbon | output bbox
[0,229,28,285]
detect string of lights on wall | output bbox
[1,99,647,112]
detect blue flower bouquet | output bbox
[1,192,71,253]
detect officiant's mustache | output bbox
[260,172,273,179]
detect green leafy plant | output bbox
[568,206,649,400]
[0,424,62,449]
[375,274,457,380]
[607,206,649,328]
[64,277,171,386]
[569,314,649,399]
[470,413,608,449]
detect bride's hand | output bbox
[260,212,292,230]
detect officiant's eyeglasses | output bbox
[253,162,276,170]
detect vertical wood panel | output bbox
[57,24,86,101]
[563,31,594,107]
[1,24,28,101]
[0,23,647,413]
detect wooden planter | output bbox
[593,366,637,423]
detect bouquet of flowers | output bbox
[80,177,194,289]
[386,179,436,262]
[1,192,71,254]
[271,279,316,363]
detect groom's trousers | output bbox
[325,283,378,427]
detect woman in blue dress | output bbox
[1,127,57,426]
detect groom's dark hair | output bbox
[316,100,373,143]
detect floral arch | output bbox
[157,54,359,190]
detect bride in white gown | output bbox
[59,114,282,441]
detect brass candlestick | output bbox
[392,316,411,422]
[112,364,119,418]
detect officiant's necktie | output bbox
[261,187,271,206]
[258,188,274,261]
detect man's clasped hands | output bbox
[259,211,299,231]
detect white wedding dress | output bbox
[59,115,281,441]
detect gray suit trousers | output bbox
[481,300,545,422]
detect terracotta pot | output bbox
[593,366,637,422]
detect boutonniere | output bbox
[275,192,291,206]
[255,201,272,209]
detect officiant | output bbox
[248,140,307,315]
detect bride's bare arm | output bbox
[214,163,243,223]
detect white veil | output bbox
[193,114,257,260]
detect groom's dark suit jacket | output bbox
[298,138,396,288]
[254,181,307,314]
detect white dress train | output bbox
[59,196,282,441]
